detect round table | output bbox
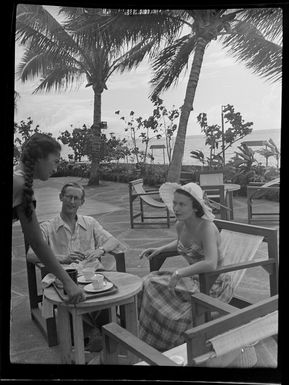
[44,271,143,364]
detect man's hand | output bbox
[85,249,104,261]
[61,251,86,264]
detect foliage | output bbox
[58,125,91,162]
[52,160,168,186]
[192,104,253,168]
[115,110,158,165]
[227,143,279,196]
[150,96,179,163]
[256,138,280,168]
[58,125,131,164]
[13,117,52,165]
[115,98,179,166]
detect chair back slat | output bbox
[199,171,224,186]
[219,230,264,290]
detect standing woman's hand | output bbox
[63,280,86,304]
[168,270,181,293]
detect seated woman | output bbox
[138,182,233,352]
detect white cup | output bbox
[82,267,95,280]
[91,274,105,290]
[170,355,185,366]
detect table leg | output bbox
[226,191,234,220]
[71,309,85,365]
[229,192,234,220]
[124,297,138,336]
[57,305,73,364]
[108,306,117,323]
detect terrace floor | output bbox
[8,176,280,372]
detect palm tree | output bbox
[146,8,282,181]
[15,5,178,184]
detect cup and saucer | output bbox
[77,267,97,283]
[84,273,113,293]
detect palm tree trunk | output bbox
[88,89,102,185]
[167,38,208,182]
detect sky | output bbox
[14,6,282,144]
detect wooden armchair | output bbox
[247,178,280,223]
[129,179,174,228]
[102,294,278,366]
[201,184,229,220]
[149,219,278,313]
[25,237,126,347]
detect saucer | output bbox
[78,275,96,284]
[84,281,113,293]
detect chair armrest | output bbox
[108,251,126,272]
[135,191,160,196]
[149,251,180,271]
[191,292,237,316]
[102,322,177,366]
[185,295,278,340]
[201,258,277,278]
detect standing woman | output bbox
[13,133,85,304]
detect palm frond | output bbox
[220,20,282,83]
[237,8,282,44]
[149,34,196,99]
[16,4,82,59]
[33,66,84,93]
[64,9,183,52]
[110,38,159,77]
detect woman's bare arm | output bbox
[17,204,85,303]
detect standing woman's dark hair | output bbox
[20,133,61,219]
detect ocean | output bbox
[132,128,281,167]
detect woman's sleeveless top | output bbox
[177,238,224,267]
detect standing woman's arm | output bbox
[16,204,85,304]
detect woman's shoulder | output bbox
[199,219,219,236]
[13,173,24,189]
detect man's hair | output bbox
[60,182,85,200]
[175,188,205,218]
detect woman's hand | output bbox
[139,248,160,260]
[168,270,181,292]
[63,280,86,304]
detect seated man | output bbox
[27,181,125,351]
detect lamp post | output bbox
[221,105,225,166]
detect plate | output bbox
[84,281,113,293]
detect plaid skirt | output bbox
[138,271,233,352]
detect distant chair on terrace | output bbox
[247,178,280,223]
[199,170,224,187]
[128,179,174,228]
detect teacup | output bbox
[82,267,95,281]
[91,274,105,290]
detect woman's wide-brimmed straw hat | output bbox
[159,182,215,221]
